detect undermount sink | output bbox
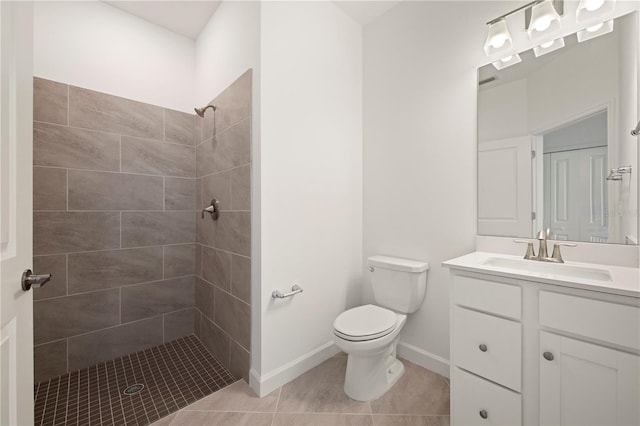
[482,257,613,282]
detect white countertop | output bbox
[443,252,640,298]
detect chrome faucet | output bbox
[514,228,576,263]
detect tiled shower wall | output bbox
[194,70,252,382]
[32,78,198,382]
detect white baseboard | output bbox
[249,341,339,397]
[397,341,450,378]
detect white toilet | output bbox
[333,255,429,401]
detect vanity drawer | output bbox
[453,275,521,320]
[452,367,521,426]
[539,291,640,350]
[452,306,522,391]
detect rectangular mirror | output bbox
[477,12,638,245]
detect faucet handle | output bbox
[550,242,577,263]
[514,239,536,260]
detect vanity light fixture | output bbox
[492,53,522,70]
[533,37,565,57]
[577,19,614,42]
[527,0,562,40]
[484,19,513,56]
[576,0,616,23]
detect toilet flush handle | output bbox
[369,266,374,272]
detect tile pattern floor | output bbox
[152,355,450,426]
[34,335,236,426]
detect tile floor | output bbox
[152,355,450,426]
[34,335,236,426]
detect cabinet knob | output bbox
[479,344,488,352]
[479,409,488,419]
[543,351,554,361]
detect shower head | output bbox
[606,169,623,181]
[194,104,216,118]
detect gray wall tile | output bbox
[196,118,250,176]
[34,289,120,344]
[34,212,120,255]
[200,316,230,369]
[231,255,251,304]
[122,136,195,178]
[68,170,163,211]
[214,69,252,135]
[164,109,196,146]
[195,244,202,277]
[230,165,250,210]
[164,308,195,342]
[194,310,202,339]
[196,212,216,247]
[195,277,214,320]
[202,246,231,291]
[230,340,250,383]
[122,211,194,247]
[214,288,250,350]
[34,340,67,382]
[33,122,120,171]
[121,276,194,323]
[69,86,163,139]
[33,167,67,211]
[195,178,202,211]
[68,247,163,294]
[34,77,68,125]
[164,244,195,278]
[67,317,164,371]
[33,254,67,301]
[216,211,250,256]
[165,177,196,211]
[201,171,230,210]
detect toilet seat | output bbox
[333,304,397,342]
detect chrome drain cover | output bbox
[123,384,145,396]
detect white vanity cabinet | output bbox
[446,257,640,426]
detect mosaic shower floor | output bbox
[34,335,236,426]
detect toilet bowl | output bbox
[333,255,428,402]
[333,304,407,401]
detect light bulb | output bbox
[540,40,555,48]
[501,55,513,63]
[585,0,606,11]
[587,22,604,32]
[535,16,552,32]
[491,34,507,48]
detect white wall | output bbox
[254,0,362,395]
[33,1,195,113]
[363,1,514,372]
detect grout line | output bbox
[30,164,195,180]
[35,208,201,213]
[34,242,197,257]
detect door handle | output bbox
[21,269,52,291]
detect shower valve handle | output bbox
[202,199,220,220]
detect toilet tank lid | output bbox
[368,255,429,272]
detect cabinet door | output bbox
[540,331,640,426]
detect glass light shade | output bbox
[533,37,565,57]
[484,19,513,56]
[492,53,522,70]
[577,19,614,42]
[576,0,616,23]
[528,0,562,40]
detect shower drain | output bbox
[123,384,145,396]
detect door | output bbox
[1,2,34,425]
[539,331,640,426]
[478,136,532,237]
[545,146,608,242]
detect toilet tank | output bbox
[369,255,429,314]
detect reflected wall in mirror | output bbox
[477,12,638,245]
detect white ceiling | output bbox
[103,1,222,39]
[103,1,401,41]
[331,1,401,25]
